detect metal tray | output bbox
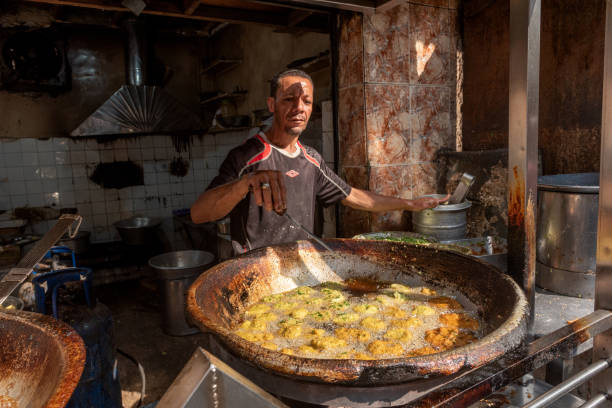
[442,236,508,272]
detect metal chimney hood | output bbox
[71,19,203,137]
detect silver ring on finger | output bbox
[261,182,271,189]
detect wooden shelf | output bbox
[201,58,242,76]
[288,51,330,75]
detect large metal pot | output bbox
[536,173,599,298]
[0,310,86,407]
[149,250,216,336]
[412,194,472,241]
[58,230,91,254]
[187,239,528,385]
[114,216,161,245]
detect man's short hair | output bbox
[270,69,313,98]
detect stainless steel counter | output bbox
[533,289,595,338]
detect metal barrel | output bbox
[536,173,599,298]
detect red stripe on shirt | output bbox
[297,142,320,167]
[247,134,272,165]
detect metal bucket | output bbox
[412,194,472,242]
[536,173,599,298]
[149,250,215,336]
[58,230,91,254]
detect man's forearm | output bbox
[342,188,412,212]
[191,179,248,223]
[342,188,444,212]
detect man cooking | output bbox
[191,69,448,254]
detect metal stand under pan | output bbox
[197,309,612,408]
[472,375,585,408]
[156,347,289,408]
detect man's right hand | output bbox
[241,170,287,214]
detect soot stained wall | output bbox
[462,0,605,175]
[0,25,199,139]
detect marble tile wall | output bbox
[0,132,248,243]
[338,12,370,237]
[337,1,460,236]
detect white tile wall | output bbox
[0,131,249,243]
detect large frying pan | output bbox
[187,240,528,385]
[0,310,85,407]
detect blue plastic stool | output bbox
[32,267,92,318]
[45,245,77,267]
[32,267,122,408]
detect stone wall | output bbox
[337,1,461,237]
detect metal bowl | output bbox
[114,216,162,245]
[0,296,24,311]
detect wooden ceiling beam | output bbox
[252,0,375,13]
[19,0,327,31]
[287,9,312,26]
[20,0,282,25]
[375,0,403,13]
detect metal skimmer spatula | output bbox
[283,212,333,252]
[0,214,82,304]
[446,173,476,205]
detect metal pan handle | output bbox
[60,214,83,239]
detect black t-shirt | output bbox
[207,132,351,253]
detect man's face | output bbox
[267,76,314,137]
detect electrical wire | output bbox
[117,348,147,408]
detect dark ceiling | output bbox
[9,0,337,33]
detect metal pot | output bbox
[149,250,216,336]
[0,296,24,311]
[58,230,91,254]
[0,310,85,407]
[412,194,472,241]
[0,218,27,240]
[536,173,599,298]
[187,239,528,385]
[114,216,161,245]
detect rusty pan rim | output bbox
[187,239,528,384]
[0,309,86,407]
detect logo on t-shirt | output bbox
[286,170,299,178]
